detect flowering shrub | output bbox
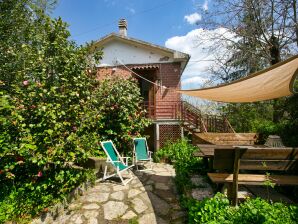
[0,5,98,219]
[0,0,149,222]
[89,76,151,154]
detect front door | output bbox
[148,82,155,118]
[135,69,156,118]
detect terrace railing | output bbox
[142,101,183,120]
[142,101,234,133]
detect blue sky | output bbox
[53,0,203,46]
[52,0,229,90]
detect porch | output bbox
[142,100,234,133]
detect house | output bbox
[91,19,190,150]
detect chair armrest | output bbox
[107,160,122,164]
[120,156,131,166]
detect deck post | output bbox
[155,123,160,150]
[231,147,241,206]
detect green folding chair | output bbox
[133,137,153,171]
[101,140,134,185]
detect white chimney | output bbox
[118,19,127,36]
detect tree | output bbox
[202,0,297,76]
[196,0,298,128]
[1,0,97,165]
[0,0,150,220]
[220,102,274,132]
[0,1,100,220]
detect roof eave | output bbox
[92,33,190,61]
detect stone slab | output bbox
[110,191,125,200]
[128,189,141,198]
[103,201,128,220]
[191,188,214,201]
[122,210,137,219]
[82,204,100,210]
[138,213,157,224]
[132,198,148,214]
[85,193,109,203]
[148,192,170,216]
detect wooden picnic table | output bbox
[194,144,257,169]
[208,146,298,205]
[194,144,260,158]
[194,144,233,157]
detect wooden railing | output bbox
[142,101,234,133]
[182,101,202,132]
[203,115,235,133]
[142,101,183,120]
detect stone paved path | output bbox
[52,163,186,224]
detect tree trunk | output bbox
[269,35,282,122]
[293,0,298,47]
[269,35,281,65]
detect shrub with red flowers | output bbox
[88,76,151,154]
[0,0,98,222]
[0,1,150,222]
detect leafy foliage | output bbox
[0,166,95,223]
[254,120,279,144]
[155,138,204,193]
[221,102,273,133]
[251,92,298,146]
[197,0,298,141]
[88,76,151,155]
[0,1,99,221]
[0,0,98,168]
[186,193,298,224]
[187,193,232,224]
[0,0,149,222]
[277,93,298,147]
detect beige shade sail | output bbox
[179,55,298,103]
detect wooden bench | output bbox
[208,147,298,205]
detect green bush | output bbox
[155,138,199,165]
[88,76,151,155]
[232,198,298,224]
[0,165,95,223]
[254,120,279,144]
[277,93,298,147]
[0,0,99,169]
[220,102,273,133]
[0,1,149,222]
[155,138,204,193]
[188,193,232,224]
[187,193,298,224]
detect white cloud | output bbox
[184,13,202,25]
[104,0,116,7]
[165,28,235,90]
[126,7,136,14]
[202,0,208,11]
[182,77,209,89]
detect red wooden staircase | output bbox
[142,100,256,146]
[181,101,235,134]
